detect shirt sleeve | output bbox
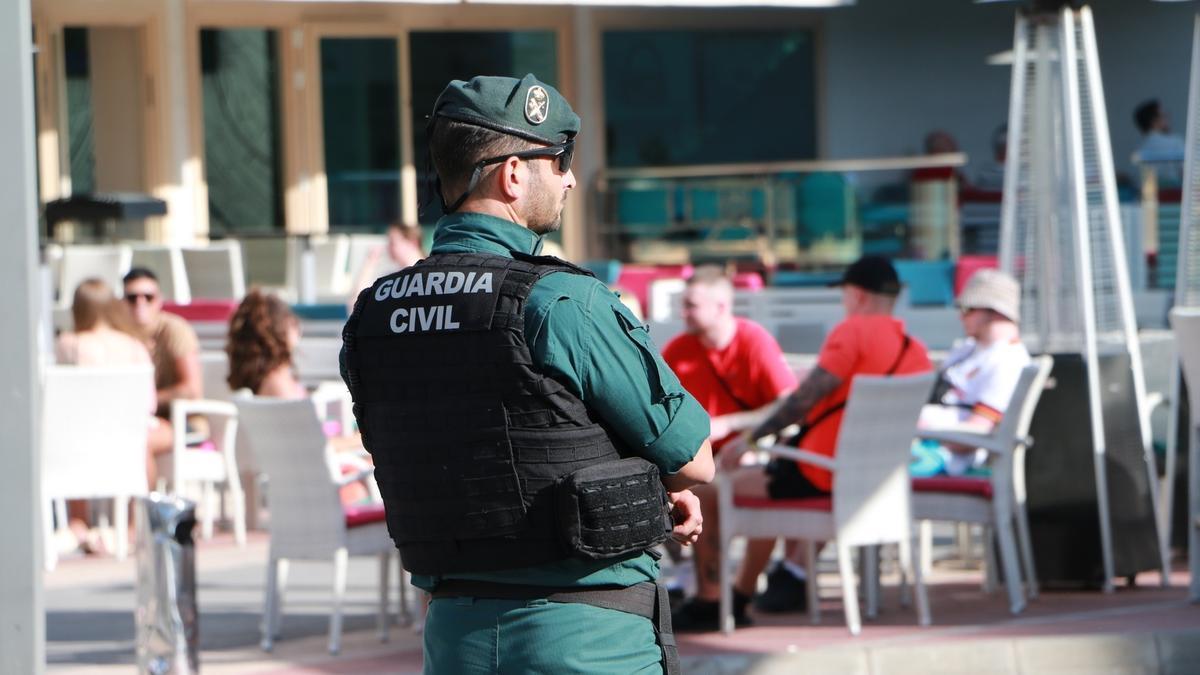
[526,275,710,475]
[747,324,798,403]
[815,320,861,380]
[164,315,200,359]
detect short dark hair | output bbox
[123,267,159,285]
[428,118,537,203]
[1134,99,1161,134]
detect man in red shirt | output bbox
[663,267,797,452]
[674,256,932,631]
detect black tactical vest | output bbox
[343,251,638,575]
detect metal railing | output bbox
[591,152,969,268]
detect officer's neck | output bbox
[458,199,529,230]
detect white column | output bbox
[568,7,605,262]
[152,0,201,244]
[0,0,46,670]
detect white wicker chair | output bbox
[1168,308,1200,602]
[164,353,245,545]
[234,397,398,655]
[345,234,387,293]
[718,372,936,635]
[911,355,1054,615]
[181,241,246,301]
[130,244,191,304]
[57,244,132,310]
[314,235,352,298]
[293,337,345,388]
[41,365,153,570]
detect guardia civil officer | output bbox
[340,74,714,674]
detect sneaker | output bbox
[754,564,808,614]
[670,592,754,632]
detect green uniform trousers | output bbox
[423,596,664,674]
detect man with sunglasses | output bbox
[123,268,202,421]
[123,268,203,488]
[341,75,713,673]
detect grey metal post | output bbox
[0,0,46,670]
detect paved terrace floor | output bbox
[46,531,1200,675]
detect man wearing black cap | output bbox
[673,256,932,631]
[341,74,713,673]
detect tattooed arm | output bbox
[750,366,843,441]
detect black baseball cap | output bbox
[831,256,902,296]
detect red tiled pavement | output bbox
[678,566,1197,656]
[247,566,1198,673]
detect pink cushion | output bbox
[193,441,217,452]
[912,476,993,500]
[732,272,764,291]
[344,503,387,529]
[733,495,832,512]
[163,300,239,323]
[954,256,999,296]
[615,265,694,315]
[323,421,343,438]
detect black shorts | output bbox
[764,458,831,500]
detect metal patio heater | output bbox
[996,0,1167,590]
[1169,9,1200,601]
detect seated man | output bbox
[663,266,797,451]
[911,269,1030,477]
[662,267,799,607]
[123,268,203,486]
[672,256,933,630]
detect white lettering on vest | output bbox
[443,271,466,294]
[405,274,425,298]
[389,304,460,333]
[470,273,493,294]
[426,271,445,295]
[380,271,494,301]
[390,275,409,299]
[389,307,409,332]
[416,306,437,331]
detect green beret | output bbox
[431,74,580,145]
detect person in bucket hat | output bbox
[910,268,1032,477]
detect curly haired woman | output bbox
[226,289,306,399]
[226,289,371,504]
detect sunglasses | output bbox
[477,139,575,175]
[125,292,158,303]
[442,139,576,213]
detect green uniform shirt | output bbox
[343,211,709,592]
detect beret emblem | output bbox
[525,85,549,125]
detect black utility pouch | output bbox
[556,458,672,559]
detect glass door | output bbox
[319,37,401,231]
[199,28,284,235]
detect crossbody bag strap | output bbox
[791,334,913,445]
[700,354,755,411]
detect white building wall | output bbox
[822,0,1196,183]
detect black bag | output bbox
[556,458,672,559]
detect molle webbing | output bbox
[342,252,629,575]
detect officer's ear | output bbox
[494,155,526,203]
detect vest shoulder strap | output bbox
[509,250,598,280]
